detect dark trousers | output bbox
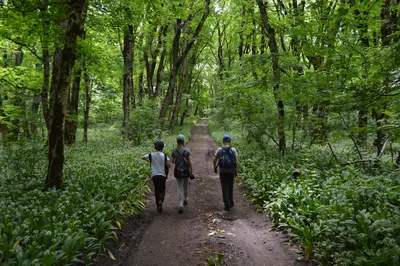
[152,175,166,204]
[219,173,234,206]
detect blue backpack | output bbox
[218,147,237,174]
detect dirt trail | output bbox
[94,120,306,266]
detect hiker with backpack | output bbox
[141,140,170,213]
[172,134,194,214]
[213,134,238,211]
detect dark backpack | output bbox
[149,152,169,178]
[174,149,190,178]
[218,147,237,174]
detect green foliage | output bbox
[0,129,150,265]
[237,143,400,265]
[207,253,224,266]
[125,106,162,145]
[211,122,400,265]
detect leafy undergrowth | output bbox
[239,147,400,265]
[0,130,152,265]
[209,125,400,266]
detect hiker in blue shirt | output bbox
[172,134,194,214]
[141,141,170,213]
[213,135,238,211]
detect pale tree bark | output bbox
[0,51,9,138]
[83,69,90,142]
[155,26,168,97]
[45,0,87,190]
[138,71,144,106]
[64,65,81,144]
[257,0,286,153]
[8,47,24,140]
[40,0,51,130]
[122,24,134,139]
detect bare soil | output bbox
[94,120,309,266]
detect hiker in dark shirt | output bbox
[213,134,238,211]
[171,134,194,214]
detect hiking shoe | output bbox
[224,205,230,211]
[183,200,188,206]
[178,207,184,214]
[229,202,235,208]
[157,203,163,213]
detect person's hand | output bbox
[214,168,218,174]
[190,174,195,180]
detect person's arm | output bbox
[166,156,171,168]
[141,154,149,161]
[188,155,193,173]
[213,156,218,173]
[171,152,176,164]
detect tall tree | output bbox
[257,0,286,152]
[45,0,87,190]
[64,64,81,144]
[159,0,211,129]
[122,24,135,139]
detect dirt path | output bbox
[94,120,306,266]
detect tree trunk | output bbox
[122,24,134,138]
[257,0,286,152]
[159,19,182,123]
[155,26,168,97]
[354,5,370,147]
[179,55,196,126]
[40,0,50,130]
[216,20,225,80]
[83,70,90,142]
[169,50,188,133]
[307,56,327,144]
[49,47,63,130]
[144,25,167,96]
[373,0,398,155]
[65,65,81,144]
[5,47,25,141]
[138,71,144,106]
[357,109,368,147]
[45,0,87,190]
[159,0,210,124]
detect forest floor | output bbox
[93,120,309,266]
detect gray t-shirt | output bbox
[143,152,170,177]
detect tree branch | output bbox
[4,36,43,61]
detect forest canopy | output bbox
[0,0,399,265]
